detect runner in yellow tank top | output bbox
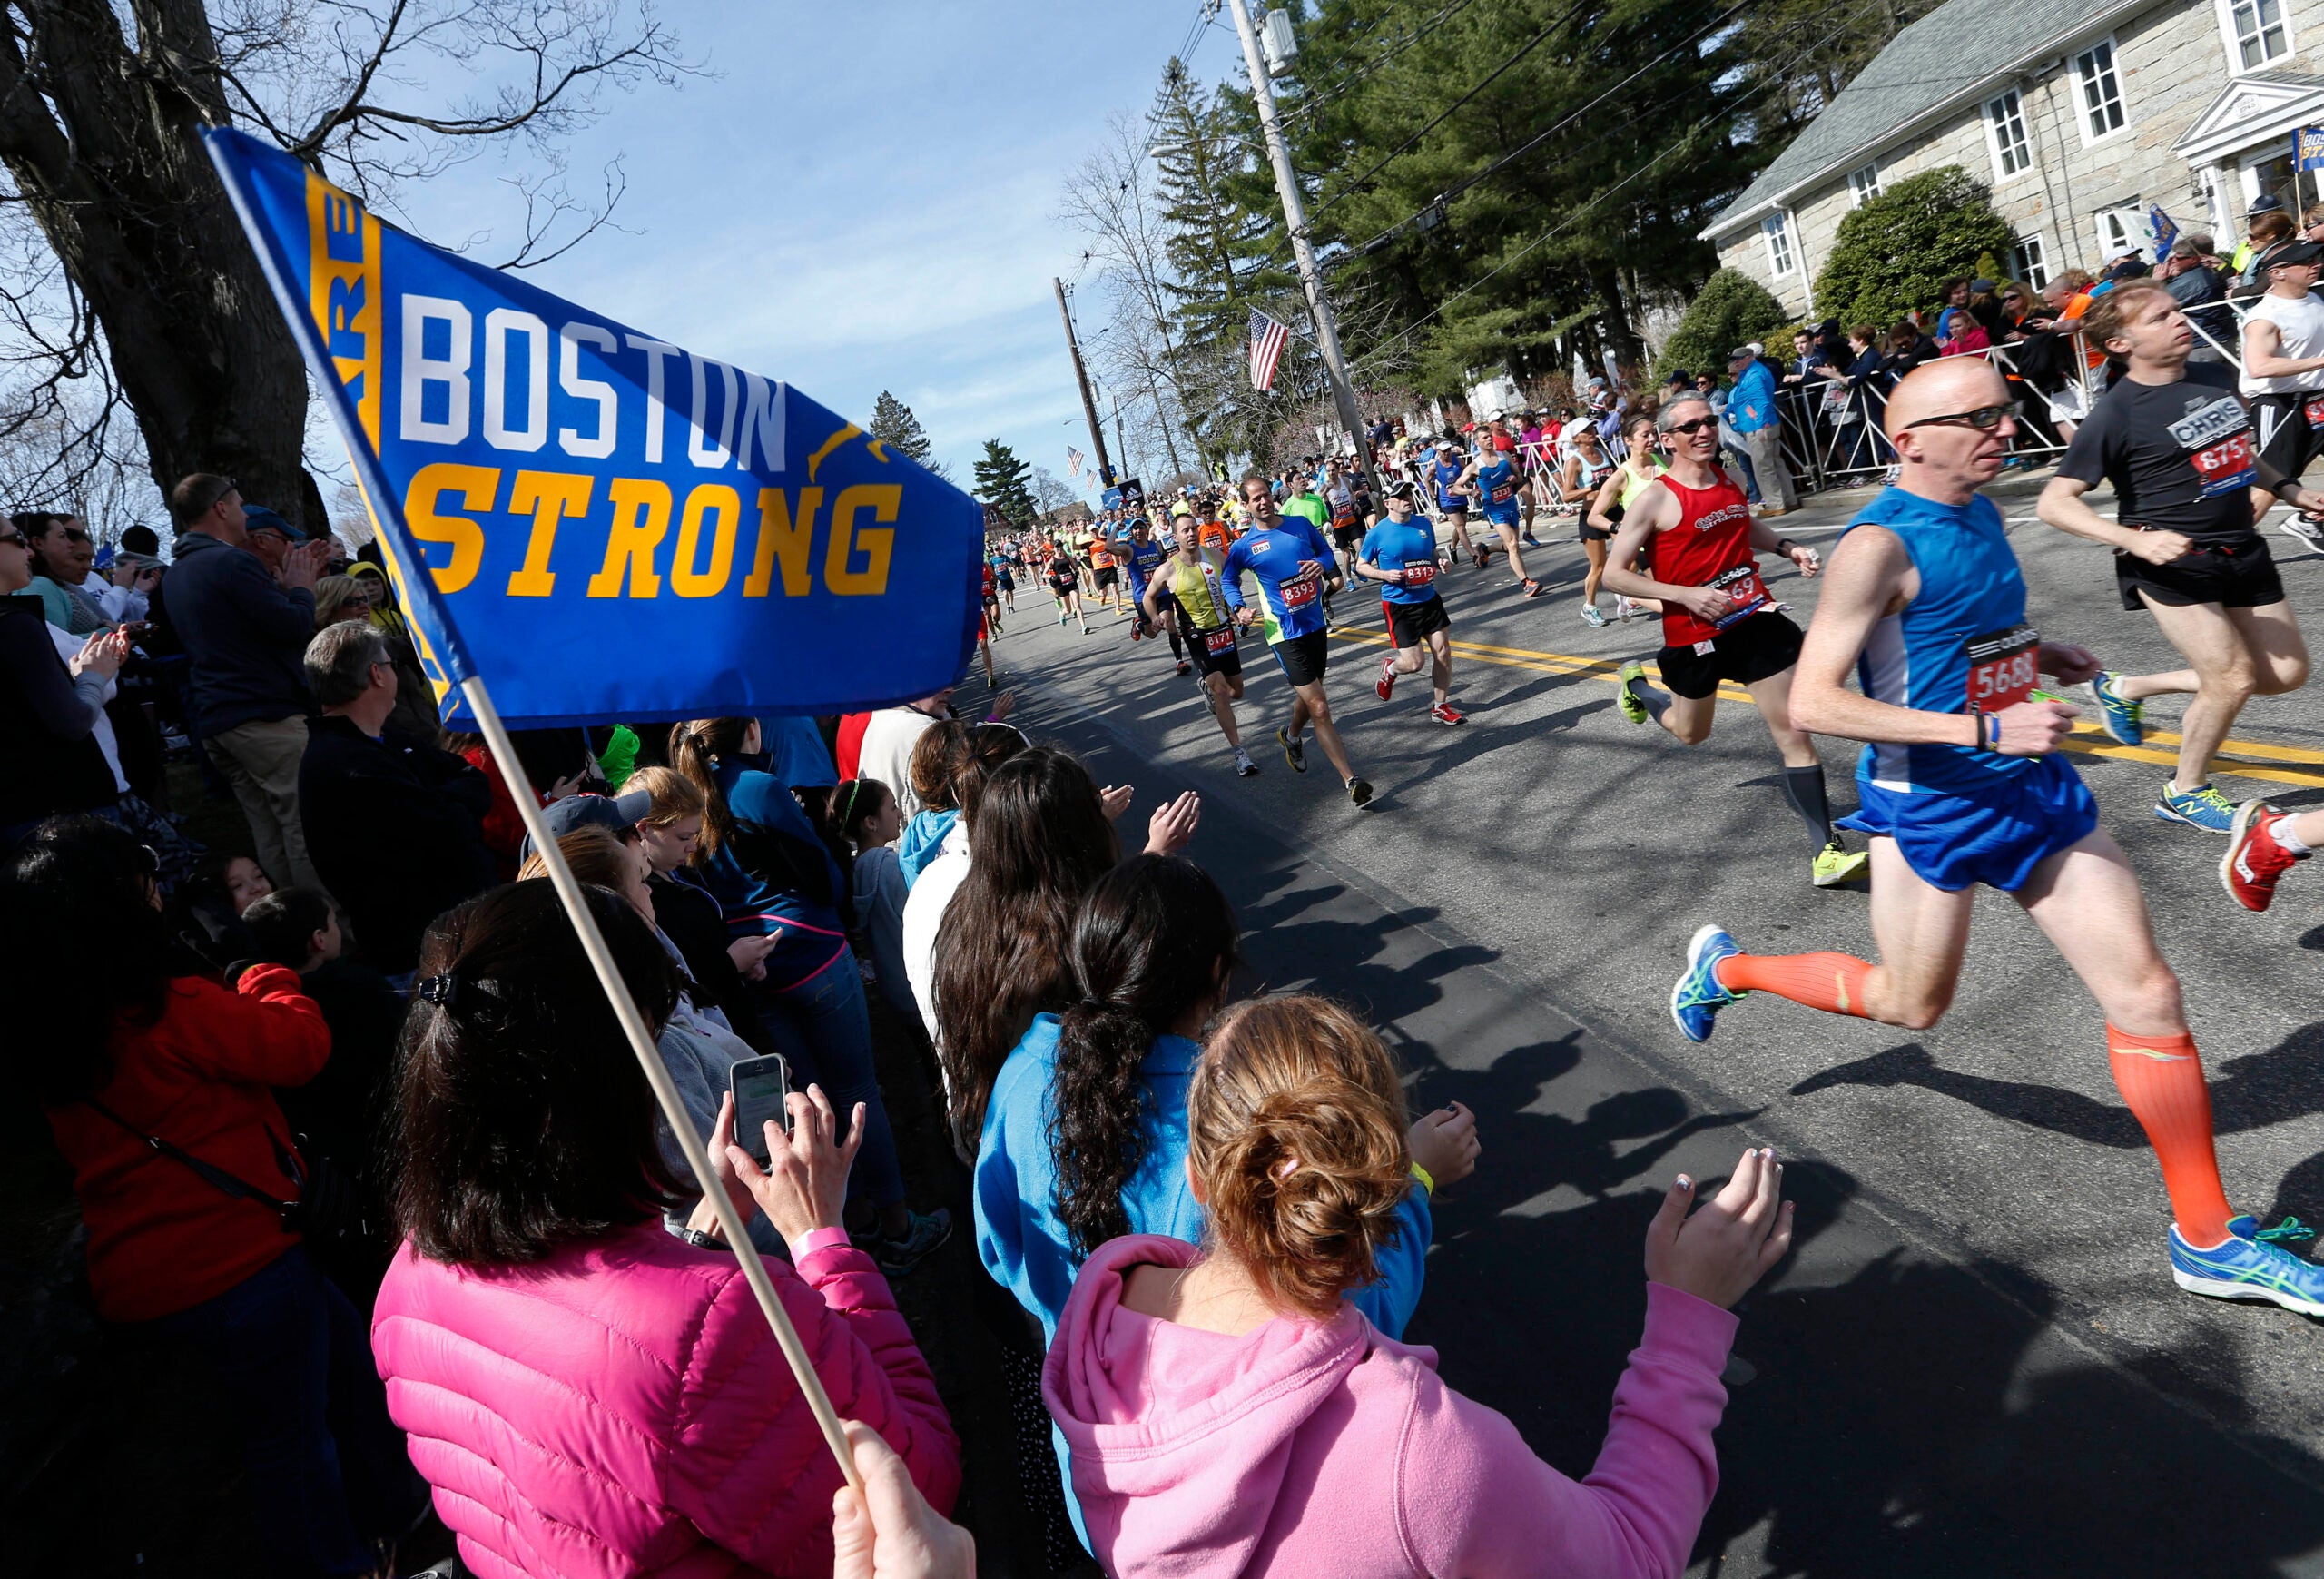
[1142,515,1261,776]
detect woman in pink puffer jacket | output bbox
[371,881,959,1579]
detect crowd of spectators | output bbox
[4,463,1797,1575]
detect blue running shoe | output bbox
[2171,1218,2324,1316]
[2156,781,2237,833]
[2086,671,2143,745]
[1670,924,1743,1043]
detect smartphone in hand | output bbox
[729,1054,791,1169]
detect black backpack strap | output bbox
[81,1095,293,1215]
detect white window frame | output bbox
[1847,162,1882,206]
[1760,210,1798,279]
[2073,36,2127,146]
[2011,234,2051,291]
[2093,201,2144,261]
[2216,0,2293,72]
[1984,89,2034,183]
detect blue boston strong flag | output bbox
[206,128,982,728]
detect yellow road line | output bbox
[1323,626,2324,790]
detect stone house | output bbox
[1701,0,2324,317]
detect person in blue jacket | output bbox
[670,714,950,1274]
[973,853,1478,1537]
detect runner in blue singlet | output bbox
[1430,439,1482,567]
[1454,445,1543,597]
[1665,357,2324,1317]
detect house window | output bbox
[1848,163,1882,206]
[2094,202,2144,260]
[1984,90,2033,180]
[1761,212,1797,278]
[2224,0,2291,69]
[2075,39,2125,142]
[2012,235,2050,291]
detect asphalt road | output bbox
[984,469,2324,1577]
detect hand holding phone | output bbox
[724,1081,865,1245]
[728,1054,791,1169]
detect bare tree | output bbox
[0,1,693,528]
[1057,109,1201,480]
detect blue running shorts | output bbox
[1481,502,1521,529]
[1837,754,2099,893]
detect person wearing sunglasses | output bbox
[2036,276,2318,834]
[1672,354,2324,1320]
[1600,397,1868,891]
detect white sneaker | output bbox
[2280,515,2324,550]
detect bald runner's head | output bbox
[1882,358,2008,439]
[1883,358,2017,503]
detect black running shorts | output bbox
[2253,391,2324,481]
[1094,565,1119,588]
[2115,534,2284,610]
[1384,594,1451,648]
[1655,610,1804,699]
[1187,624,1243,680]
[1272,628,1331,687]
[1049,577,1076,597]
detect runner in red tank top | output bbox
[1602,396,1870,889]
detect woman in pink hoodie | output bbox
[371,879,960,1579]
[1045,994,1794,1578]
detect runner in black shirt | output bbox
[2038,280,2322,831]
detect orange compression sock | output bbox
[1714,951,1876,1017]
[2105,1026,2235,1248]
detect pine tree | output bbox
[868,390,946,478]
[974,439,1039,528]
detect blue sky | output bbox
[383,2,1232,494]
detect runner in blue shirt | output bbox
[1118,517,1186,675]
[1669,357,2324,1318]
[1429,439,1483,568]
[1454,442,1544,597]
[1354,480,1464,724]
[1222,472,1373,805]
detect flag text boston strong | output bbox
[211,127,984,728]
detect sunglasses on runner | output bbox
[1903,400,2022,431]
[1663,416,1718,438]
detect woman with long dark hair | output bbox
[924,747,1119,1151]
[670,715,949,1271]
[371,880,960,1578]
[3,814,422,1574]
[976,856,1457,1346]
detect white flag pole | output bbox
[459,674,864,1493]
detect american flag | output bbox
[1248,308,1290,392]
[1067,446,1084,477]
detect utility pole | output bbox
[1054,277,1116,488]
[1224,0,1382,499]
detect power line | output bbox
[1297,0,1593,236]
[1331,0,1758,262]
[1276,0,1492,128]
[1350,139,1693,373]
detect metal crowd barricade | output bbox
[1772,329,2131,498]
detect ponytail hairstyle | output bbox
[668,716,753,860]
[931,746,1119,1150]
[831,775,898,850]
[1187,995,1413,1320]
[908,719,971,813]
[1049,855,1239,1256]
[393,880,682,1265]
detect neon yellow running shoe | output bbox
[1616,661,1649,725]
[1811,842,1870,888]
